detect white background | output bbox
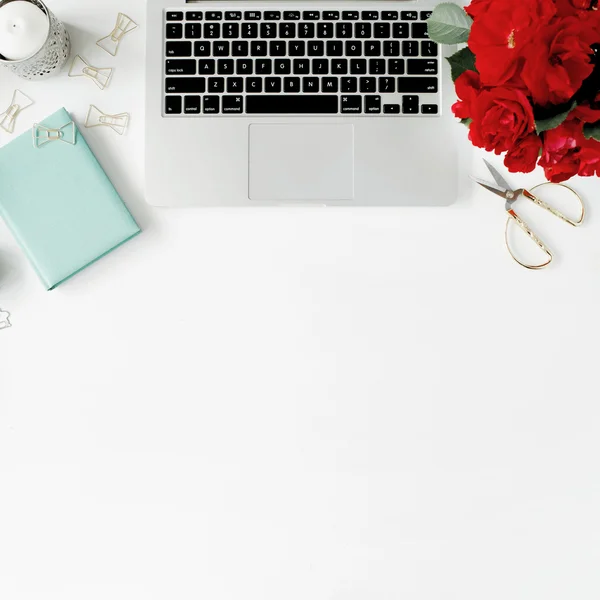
[2,1,600,598]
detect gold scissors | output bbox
[472,159,585,270]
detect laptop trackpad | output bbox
[248,124,354,201]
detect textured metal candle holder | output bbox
[0,0,70,80]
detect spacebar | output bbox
[246,95,339,114]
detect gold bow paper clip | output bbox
[97,12,138,56]
[68,55,113,90]
[0,308,11,330]
[0,90,34,134]
[85,105,130,135]
[33,121,77,149]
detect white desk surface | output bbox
[2,1,600,598]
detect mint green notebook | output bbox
[0,108,140,290]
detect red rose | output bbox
[451,71,482,119]
[555,0,598,16]
[465,0,494,19]
[521,16,600,106]
[468,0,556,85]
[504,133,542,173]
[469,87,536,154]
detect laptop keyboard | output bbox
[163,9,440,116]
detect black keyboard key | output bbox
[232,41,249,56]
[341,77,358,92]
[299,22,315,38]
[401,11,418,20]
[184,95,201,114]
[382,11,399,20]
[185,23,202,38]
[293,59,310,74]
[362,11,379,20]
[407,58,437,74]
[261,23,277,38]
[236,59,253,74]
[412,23,429,39]
[284,77,301,92]
[336,22,352,38]
[341,95,361,113]
[246,77,262,92]
[312,58,328,74]
[165,95,182,114]
[369,59,385,74]
[166,59,196,74]
[223,96,244,113]
[166,23,183,39]
[246,95,338,113]
[289,41,305,56]
[274,59,291,74]
[322,77,338,92]
[308,41,324,56]
[284,11,301,20]
[203,96,219,114]
[375,23,391,38]
[327,41,343,56]
[421,41,438,56]
[388,59,405,74]
[244,11,261,20]
[225,11,242,20]
[332,58,348,74]
[402,95,419,113]
[420,11,433,20]
[397,76,438,92]
[303,77,319,92]
[350,59,367,74]
[256,59,272,74]
[365,95,381,114]
[303,11,320,20]
[208,77,225,93]
[393,23,409,38]
[213,41,230,56]
[198,59,215,74]
[166,12,183,21]
[360,77,376,93]
[346,41,362,56]
[217,59,234,74]
[187,12,203,21]
[379,77,395,92]
[384,104,400,113]
[251,41,268,56]
[204,23,220,38]
[205,12,222,21]
[317,23,333,38]
[270,41,286,56]
[265,77,282,92]
[323,11,340,20]
[280,23,296,38]
[166,41,192,57]
[195,41,210,56]
[165,77,205,93]
[265,11,281,20]
[365,41,381,56]
[384,41,400,56]
[227,77,243,92]
[242,23,258,38]
[342,11,359,20]
[403,41,419,57]
[355,23,371,38]
[223,23,239,38]
[422,104,438,114]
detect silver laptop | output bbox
[145,1,458,207]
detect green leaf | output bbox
[583,121,600,141]
[535,102,577,134]
[446,47,477,82]
[426,3,473,45]
[461,118,473,127]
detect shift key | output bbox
[165,59,196,75]
[397,77,438,93]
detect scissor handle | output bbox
[505,209,553,270]
[523,184,585,226]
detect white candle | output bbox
[0,1,49,61]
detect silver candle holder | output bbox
[0,0,70,80]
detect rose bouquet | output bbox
[426,0,600,182]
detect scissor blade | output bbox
[470,176,508,199]
[483,159,512,192]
